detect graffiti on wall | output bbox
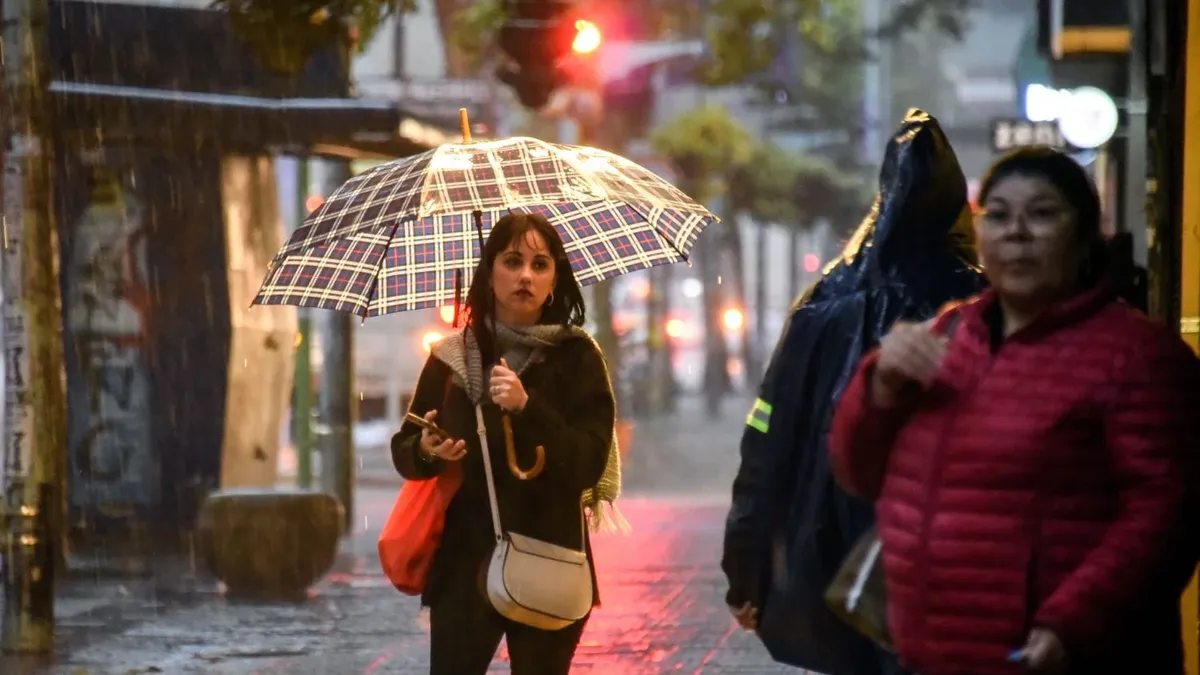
[1,138,35,504]
[65,169,156,514]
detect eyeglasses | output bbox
[976,205,1071,235]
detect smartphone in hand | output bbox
[405,412,454,443]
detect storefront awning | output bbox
[50,81,458,158]
[47,1,459,158]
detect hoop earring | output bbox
[545,291,554,306]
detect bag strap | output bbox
[476,404,504,543]
[474,404,586,548]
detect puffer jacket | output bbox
[830,285,1200,675]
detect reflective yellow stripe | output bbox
[745,398,772,433]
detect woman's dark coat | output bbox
[392,334,614,608]
[720,109,987,675]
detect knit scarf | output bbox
[431,322,628,533]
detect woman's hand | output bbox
[489,358,529,412]
[1010,628,1067,674]
[418,410,466,461]
[872,320,949,407]
[729,602,758,632]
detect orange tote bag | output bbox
[378,463,463,595]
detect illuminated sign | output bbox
[1019,84,1119,150]
[991,119,1066,152]
[1056,86,1119,149]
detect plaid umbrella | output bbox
[254,136,717,317]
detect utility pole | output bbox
[315,158,355,534]
[391,9,406,80]
[860,0,884,162]
[1125,0,1149,267]
[293,158,314,490]
[1,0,69,655]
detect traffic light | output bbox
[572,19,601,54]
[496,1,602,109]
[722,307,745,332]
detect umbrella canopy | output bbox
[254,136,718,317]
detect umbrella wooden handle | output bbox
[502,414,544,480]
[459,108,472,143]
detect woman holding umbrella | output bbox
[391,211,616,675]
[254,118,715,672]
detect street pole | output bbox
[294,158,314,490]
[1,0,68,654]
[316,158,354,533]
[1125,0,1149,267]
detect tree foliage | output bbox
[742,148,869,229]
[449,0,506,73]
[213,0,416,75]
[218,0,971,81]
[655,107,866,230]
[790,153,866,223]
[706,0,970,77]
[650,105,754,200]
[696,0,970,163]
[728,143,800,224]
[439,0,971,80]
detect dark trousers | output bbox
[429,581,589,675]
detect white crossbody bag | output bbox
[475,405,593,631]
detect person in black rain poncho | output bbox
[721,110,987,675]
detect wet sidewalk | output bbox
[1,393,778,673]
[3,493,802,674]
[354,392,756,493]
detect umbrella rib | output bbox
[545,139,611,202]
[360,217,408,320]
[624,203,694,264]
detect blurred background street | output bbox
[1,0,1196,671]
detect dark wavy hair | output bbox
[464,212,586,362]
[977,146,1109,288]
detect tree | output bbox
[214,0,416,75]
[447,0,505,76]
[652,105,754,416]
[726,142,871,378]
[728,143,801,381]
[787,154,873,295]
[217,0,971,82]
[441,0,971,96]
[700,0,971,87]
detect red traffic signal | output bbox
[572,19,601,54]
[496,2,606,109]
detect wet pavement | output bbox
[2,394,811,674]
[4,493,803,675]
[354,393,757,495]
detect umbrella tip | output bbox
[459,108,472,144]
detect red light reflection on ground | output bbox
[486,497,771,674]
